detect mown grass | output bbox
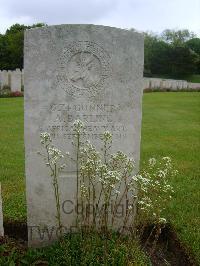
[0,93,199,263]
[0,98,26,221]
[141,92,200,262]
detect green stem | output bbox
[53,164,62,233]
[76,133,80,222]
[45,145,62,232]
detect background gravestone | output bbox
[11,69,22,92]
[1,70,9,88]
[24,24,144,247]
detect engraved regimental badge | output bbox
[56,41,110,98]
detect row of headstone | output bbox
[187,82,200,90]
[0,69,24,91]
[1,70,199,92]
[143,77,200,90]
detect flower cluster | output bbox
[148,157,156,167]
[38,120,177,234]
[111,151,128,162]
[110,151,135,178]
[110,151,128,170]
[134,156,177,223]
[101,131,112,142]
[79,141,101,178]
[73,120,85,135]
[39,132,64,167]
[100,170,121,189]
[80,183,89,199]
[138,196,153,212]
[40,132,52,144]
[48,146,64,165]
[80,141,100,161]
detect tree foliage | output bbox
[186,38,200,54]
[161,29,195,46]
[144,29,200,77]
[0,25,199,77]
[185,38,200,73]
[0,23,45,70]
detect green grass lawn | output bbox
[141,92,200,262]
[0,98,25,221]
[0,93,200,262]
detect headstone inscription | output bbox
[24,24,144,247]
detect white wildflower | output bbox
[40,132,52,144]
[162,157,171,163]
[101,131,112,142]
[158,217,167,224]
[73,120,85,134]
[158,170,166,178]
[149,157,156,167]
[131,175,138,181]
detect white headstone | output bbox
[163,79,171,89]
[149,78,161,89]
[171,80,178,90]
[11,69,22,92]
[149,78,155,88]
[154,78,161,89]
[188,82,200,89]
[143,78,150,89]
[24,24,144,247]
[0,183,4,237]
[1,70,9,88]
[21,69,24,87]
[182,81,188,89]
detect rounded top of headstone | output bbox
[25,24,143,39]
[24,23,144,99]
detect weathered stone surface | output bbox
[188,82,200,89]
[144,78,199,90]
[182,81,188,89]
[24,24,144,247]
[150,78,161,89]
[162,79,171,89]
[21,69,24,87]
[0,183,4,237]
[1,70,9,88]
[11,68,22,92]
[143,77,149,89]
[171,80,178,90]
